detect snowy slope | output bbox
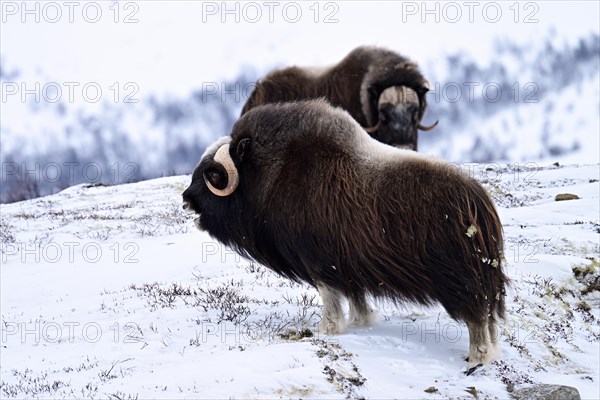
[1,163,599,399]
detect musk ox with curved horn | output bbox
[183,100,507,374]
[240,46,438,151]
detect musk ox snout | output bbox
[184,100,508,374]
[181,186,204,230]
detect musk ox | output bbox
[240,46,438,151]
[183,100,507,374]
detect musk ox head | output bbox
[181,136,237,232]
[364,85,438,150]
[182,99,358,243]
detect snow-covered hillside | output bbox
[1,162,598,399]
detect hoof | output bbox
[317,317,345,335]
[465,363,483,376]
[349,308,378,327]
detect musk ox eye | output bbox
[203,167,227,191]
[411,107,419,124]
[379,110,387,122]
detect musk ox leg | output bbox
[488,318,501,360]
[348,295,377,327]
[466,319,499,374]
[316,283,346,334]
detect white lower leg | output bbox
[348,295,377,327]
[317,283,346,334]
[488,320,501,360]
[467,321,497,368]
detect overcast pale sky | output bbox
[2,1,598,98]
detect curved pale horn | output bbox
[363,120,382,133]
[417,120,439,131]
[204,144,239,197]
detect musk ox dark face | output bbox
[183,100,507,374]
[240,46,438,151]
[365,86,438,150]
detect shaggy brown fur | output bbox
[241,46,435,150]
[183,100,507,373]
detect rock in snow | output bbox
[512,384,581,400]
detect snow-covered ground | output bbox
[1,162,598,399]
